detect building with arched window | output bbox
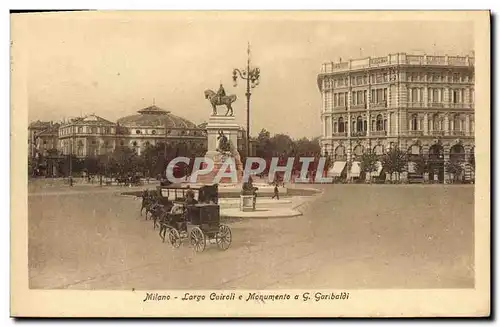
[58,114,117,158]
[318,52,475,182]
[115,105,207,156]
[35,104,247,164]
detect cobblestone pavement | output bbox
[28,184,474,290]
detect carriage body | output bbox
[154,184,230,252]
[186,204,221,235]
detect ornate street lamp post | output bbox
[232,43,260,157]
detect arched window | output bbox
[373,145,384,156]
[335,145,346,160]
[353,145,364,157]
[411,114,418,131]
[376,114,383,131]
[333,122,338,133]
[338,117,344,133]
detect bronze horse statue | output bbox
[204,89,237,116]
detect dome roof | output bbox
[117,105,197,129]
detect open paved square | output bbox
[28,184,474,290]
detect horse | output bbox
[204,89,237,116]
[159,204,187,242]
[115,176,128,187]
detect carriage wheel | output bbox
[168,228,181,248]
[215,224,232,251]
[190,227,206,252]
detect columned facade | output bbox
[318,52,475,183]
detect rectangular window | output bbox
[433,89,439,102]
[411,88,418,102]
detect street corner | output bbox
[220,207,303,219]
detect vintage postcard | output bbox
[11,10,490,317]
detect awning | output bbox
[328,161,347,177]
[350,161,361,177]
[371,161,384,177]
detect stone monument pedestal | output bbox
[240,195,256,212]
[196,114,244,185]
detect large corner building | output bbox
[317,52,475,182]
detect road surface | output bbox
[28,184,474,290]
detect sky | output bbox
[19,12,474,139]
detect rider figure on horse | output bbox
[216,84,226,104]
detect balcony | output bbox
[371,130,387,137]
[449,103,471,109]
[319,53,474,75]
[408,130,424,137]
[451,130,466,136]
[351,131,367,137]
[333,105,347,110]
[350,103,366,110]
[332,132,348,137]
[429,102,445,108]
[406,102,425,108]
[370,101,387,109]
[431,130,445,136]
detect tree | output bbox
[256,129,272,158]
[469,152,475,170]
[446,160,464,183]
[360,151,378,183]
[412,155,428,175]
[381,147,407,182]
[83,156,99,175]
[270,134,294,156]
[46,148,60,156]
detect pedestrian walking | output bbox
[272,183,279,200]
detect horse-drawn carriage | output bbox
[142,184,231,252]
[161,202,232,252]
[116,174,143,186]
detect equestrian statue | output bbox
[204,84,237,116]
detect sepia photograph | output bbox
[10,10,490,317]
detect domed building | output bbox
[115,105,207,156]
